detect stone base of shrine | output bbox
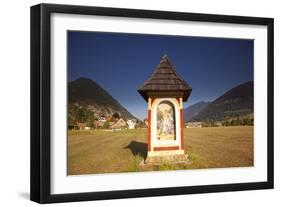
[144,151,189,165]
[147,149,185,157]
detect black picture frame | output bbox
[30,3,274,204]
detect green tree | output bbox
[77,107,86,122]
[85,110,94,127]
[102,121,110,129]
[225,120,229,126]
[245,118,251,125]
[236,118,241,125]
[112,112,120,120]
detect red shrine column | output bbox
[147,97,152,152]
[179,97,185,151]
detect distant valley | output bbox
[184,101,210,122]
[185,81,254,122]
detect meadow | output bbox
[67,126,253,175]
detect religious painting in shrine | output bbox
[156,101,176,141]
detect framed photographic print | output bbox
[30,3,274,203]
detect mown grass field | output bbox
[67,126,253,175]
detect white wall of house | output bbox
[127,120,136,129]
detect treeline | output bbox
[68,105,95,127]
[201,117,253,127]
[222,117,253,126]
[202,121,220,127]
[68,104,145,130]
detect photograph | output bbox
[29,3,274,203]
[67,31,254,175]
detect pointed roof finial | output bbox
[138,54,192,102]
[162,51,168,59]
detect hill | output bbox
[184,102,210,122]
[193,81,253,121]
[68,78,136,120]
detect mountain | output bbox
[192,81,253,121]
[184,102,210,122]
[68,78,136,119]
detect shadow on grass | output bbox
[125,141,147,160]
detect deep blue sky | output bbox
[68,31,253,119]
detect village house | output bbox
[68,120,78,130]
[127,119,137,129]
[77,122,87,130]
[215,121,223,127]
[143,118,148,126]
[110,118,127,130]
[186,122,202,128]
[98,116,106,122]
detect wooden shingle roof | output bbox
[138,54,192,102]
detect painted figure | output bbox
[157,102,175,140]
